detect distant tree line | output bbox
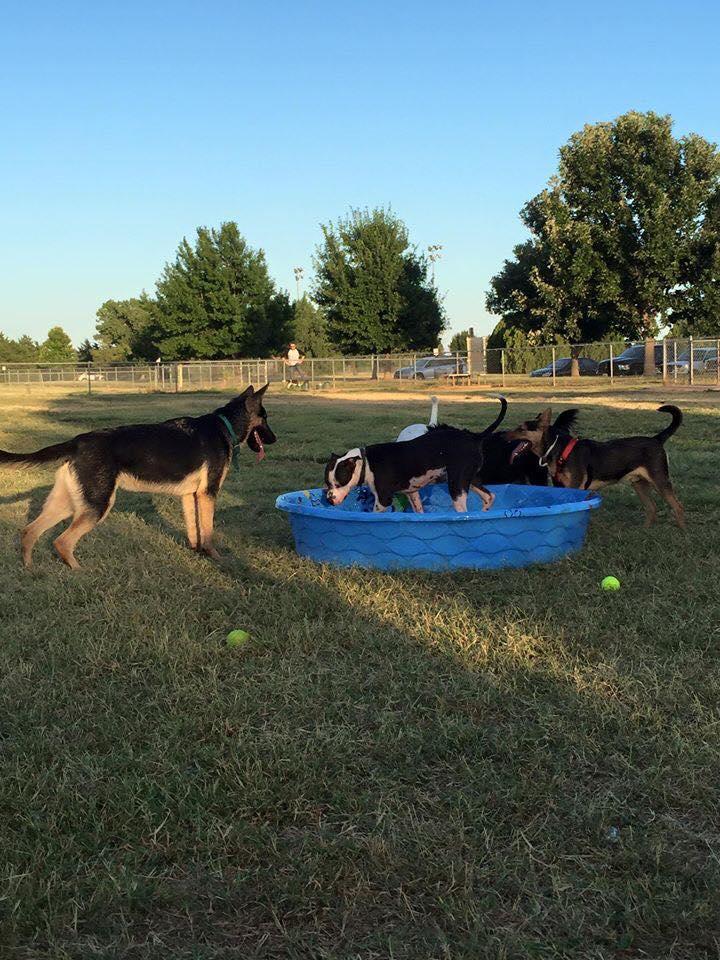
[0,327,76,363]
[72,210,445,363]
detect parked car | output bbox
[597,343,663,376]
[530,357,600,378]
[665,346,718,374]
[77,371,104,382]
[393,356,466,380]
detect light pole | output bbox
[427,244,443,283]
[293,266,304,301]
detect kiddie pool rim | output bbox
[275,486,602,521]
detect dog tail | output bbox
[655,405,682,443]
[0,439,76,467]
[481,396,507,435]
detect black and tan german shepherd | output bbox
[0,385,276,568]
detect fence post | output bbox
[689,336,694,385]
[87,361,92,396]
[342,357,346,382]
[310,357,315,388]
[332,358,336,390]
[717,339,719,386]
[609,343,614,385]
[662,339,667,385]
[501,349,506,388]
[673,340,678,382]
[551,346,556,387]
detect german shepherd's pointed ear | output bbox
[254,383,270,400]
[538,408,552,430]
[236,386,254,400]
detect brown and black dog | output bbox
[0,385,276,568]
[505,405,685,528]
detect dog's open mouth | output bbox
[509,440,530,463]
[252,430,265,463]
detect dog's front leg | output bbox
[182,494,200,550]
[196,493,220,559]
[407,491,423,513]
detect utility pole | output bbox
[427,244,443,283]
[293,266,304,301]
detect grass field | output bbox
[1,386,719,959]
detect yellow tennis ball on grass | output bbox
[226,629,250,648]
[601,576,620,592]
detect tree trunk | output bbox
[643,339,656,378]
[570,344,580,378]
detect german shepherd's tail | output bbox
[0,439,76,467]
[655,405,682,443]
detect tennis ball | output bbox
[226,629,250,647]
[601,576,621,592]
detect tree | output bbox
[313,207,445,354]
[94,294,157,361]
[38,326,76,362]
[0,334,41,362]
[13,335,41,362]
[487,111,720,348]
[153,222,285,359]
[449,329,471,353]
[292,296,333,357]
[77,338,97,362]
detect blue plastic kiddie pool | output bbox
[275,484,601,571]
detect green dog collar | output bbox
[217,414,239,445]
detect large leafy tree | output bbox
[153,222,287,359]
[313,208,445,354]
[487,111,720,343]
[292,296,333,357]
[38,326,76,362]
[94,294,158,361]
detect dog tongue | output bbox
[254,430,265,463]
[509,440,529,464]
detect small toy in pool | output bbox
[396,396,439,442]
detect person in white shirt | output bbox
[285,343,308,385]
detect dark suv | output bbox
[597,344,664,376]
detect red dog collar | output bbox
[553,437,579,480]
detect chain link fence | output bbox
[1,339,719,393]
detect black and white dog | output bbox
[324,399,506,514]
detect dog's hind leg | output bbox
[53,471,116,569]
[630,478,657,527]
[471,484,495,511]
[196,493,220,559]
[182,494,200,550]
[649,452,685,528]
[656,480,685,529]
[21,465,73,568]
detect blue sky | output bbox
[2,0,719,347]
